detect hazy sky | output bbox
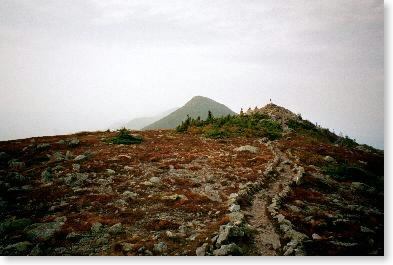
[0,0,384,148]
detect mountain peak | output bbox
[143,96,235,129]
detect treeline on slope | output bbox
[176,110,368,151]
[176,111,283,140]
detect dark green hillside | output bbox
[143,96,236,130]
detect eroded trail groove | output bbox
[245,143,297,255]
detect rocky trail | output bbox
[242,143,302,255]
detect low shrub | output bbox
[108,128,143,145]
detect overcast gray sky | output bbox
[0,0,384,148]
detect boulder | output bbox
[64,172,88,186]
[8,172,28,184]
[36,143,51,150]
[312,233,322,240]
[216,224,245,247]
[91,222,103,233]
[196,243,209,256]
[0,152,11,161]
[74,155,87,162]
[106,169,116,175]
[0,218,32,235]
[25,221,65,241]
[122,191,138,200]
[68,138,80,147]
[234,145,260,153]
[121,242,135,252]
[324,156,335,163]
[162,194,188,201]
[8,160,25,171]
[108,223,124,234]
[72,163,80,171]
[2,241,33,255]
[227,212,245,225]
[51,152,64,161]
[213,243,241,256]
[41,167,53,182]
[65,151,73,160]
[149,177,161,185]
[228,204,240,212]
[153,242,168,254]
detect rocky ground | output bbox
[0,129,384,256]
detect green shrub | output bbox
[335,135,358,148]
[204,128,229,139]
[109,128,143,145]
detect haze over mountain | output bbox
[110,108,178,130]
[143,96,236,130]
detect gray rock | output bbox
[25,221,65,241]
[36,143,51,150]
[68,138,80,147]
[3,241,33,255]
[108,223,124,234]
[41,167,53,182]
[149,176,161,184]
[287,204,302,213]
[8,159,25,171]
[66,232,81,241]
[29,244,42,255]
[72,163,80,171]
[153,242,167,254]
[329,241,359,248]
[115,199,128,208]
[196,243,209,256]
[351,182,376,195]
[65,151,73,160]
[312,233,322,240]
[227,212,245,225]
[0,218,32,235]
[283,246,294,256]
[275,214,286,223]
[216,224,245,247]
[91,222,103,233]
[95,234,110,245]
[0,152,10,161]
[74,155,87,162]
[121,243,135,252]
[144,250,153,256]
[234,145,260,153]
[213,243,241,256]
[360,226,375,234]
[229,204,240,212]
[203,185,222,202]
[64,172,88,186]
[161,194,188,201]
[106,169,116,175]
[8,172,28,184]
[122,191,138,200]
[324,156,335,163]
[51,152,64,161]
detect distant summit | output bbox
[243,103,300,123]
[143,96,236,130]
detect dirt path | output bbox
[244,144,296,255]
